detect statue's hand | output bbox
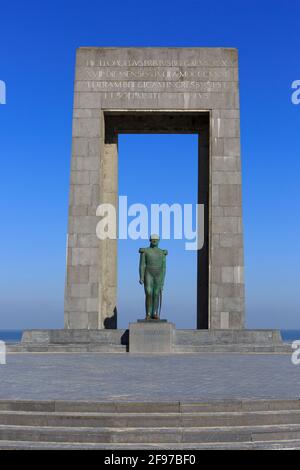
[139,279,144,285]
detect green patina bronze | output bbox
[139,234,168,320]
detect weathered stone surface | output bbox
[221,266,244,284]
[212,156,240,171]
[212,171,241,185]
[212,216,242,234]
[219,184,242,206]
[72,118,101,138]
[7,328,290,354]
[67,266,89,284]
[129,322,175,353]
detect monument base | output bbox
[137,319,168,323]
[129,321,175,353]
[6,328,291,354]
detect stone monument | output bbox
[64,47,245,331]
[9,47,290,354]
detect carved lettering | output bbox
[75,55,235,101]
[86,59,232,67]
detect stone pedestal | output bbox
[129,321,175,353]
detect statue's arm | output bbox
[162,249,168,286]
[139,248,146,284]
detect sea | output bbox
[0,329,299,343]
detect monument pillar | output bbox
[98,127,118,328]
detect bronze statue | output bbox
[139,234,167,320]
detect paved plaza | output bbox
[1,352,299,401]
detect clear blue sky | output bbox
[0,0,299,329]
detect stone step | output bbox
[174,329,284,343]
[173,345,291,353]
[1,400,300,448]
[7,343,127,353]
[21,329,128,344]
[8,343,291,354]
[2,409,300,428]
[0,399,299,413]
[1,423,300,443]
[1,439,300,450]
[6,328,290,354]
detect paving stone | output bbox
[0,352,297,401]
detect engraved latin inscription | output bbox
[75,55,237,101]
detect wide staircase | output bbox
[1,399,300,449]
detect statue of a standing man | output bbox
[139,234,168,320]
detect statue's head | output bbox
[150,234,160,247]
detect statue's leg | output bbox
[153,272,164,319]
[152,275,161,318]
[144,271,153,319]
